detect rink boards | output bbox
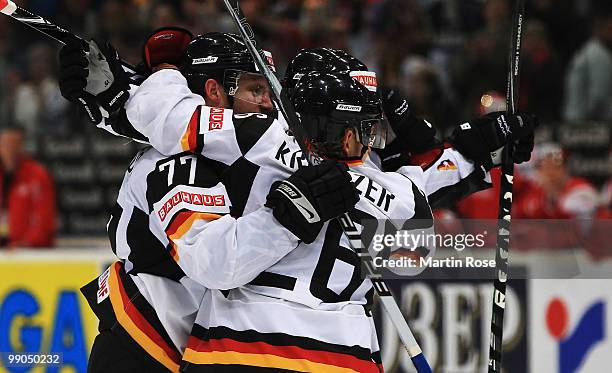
[0,249,610,373]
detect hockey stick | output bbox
[488,0,525,372]
[221,1,432,372]
[0,0,136,76]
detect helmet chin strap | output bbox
[360,146,369,158]
[227,94,235,107]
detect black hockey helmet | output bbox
[181,32,274,102]
[292,71,386,159]
[284,47,371,96]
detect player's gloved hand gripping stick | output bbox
[59,40,131,123]
[221,1,433,372]
[266,161,360,244]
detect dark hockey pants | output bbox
[88,329,171,373]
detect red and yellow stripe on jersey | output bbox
[108,262,182,372]
[344,159,365,167]
[181,106,203,153]
[182,325,382,373]
[81,262,183,372]
[165,210,223,262]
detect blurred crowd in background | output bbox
[0,0,611,252]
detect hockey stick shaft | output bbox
[221,1,431,372]
[0,0,136,75]
[0,0,80,45]
[488,0,525,372]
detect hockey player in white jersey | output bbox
[65,33,359,373]
[79,142,356,373]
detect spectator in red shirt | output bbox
[453,143,599,250]
[454,142,597,220]
[513,143,599,220]
[0,125,56,248]
[512,143,599,250]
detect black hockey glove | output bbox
[59,41,102,124]
[373,88,440,171]
[265,161,359,244]
[382,88,438,153]
[86,38,130,115]
[59,39,130,122]
[448,111,538,170]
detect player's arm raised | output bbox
[375,88,537,208]
[59,37,204,153]
[58,38,253,165]
[59,39,136,127]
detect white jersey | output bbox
[109,69,490,371]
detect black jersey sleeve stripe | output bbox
[410,181,434,222]
[107,203,123,255]
[126,206,185,281]
[428,167,491,209]
[107,108,149,142]
[249,271,297,291]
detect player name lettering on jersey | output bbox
[154,184,230,225]
[275,140,309,169]
[208,107,225,130]
[351,173,396,213]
